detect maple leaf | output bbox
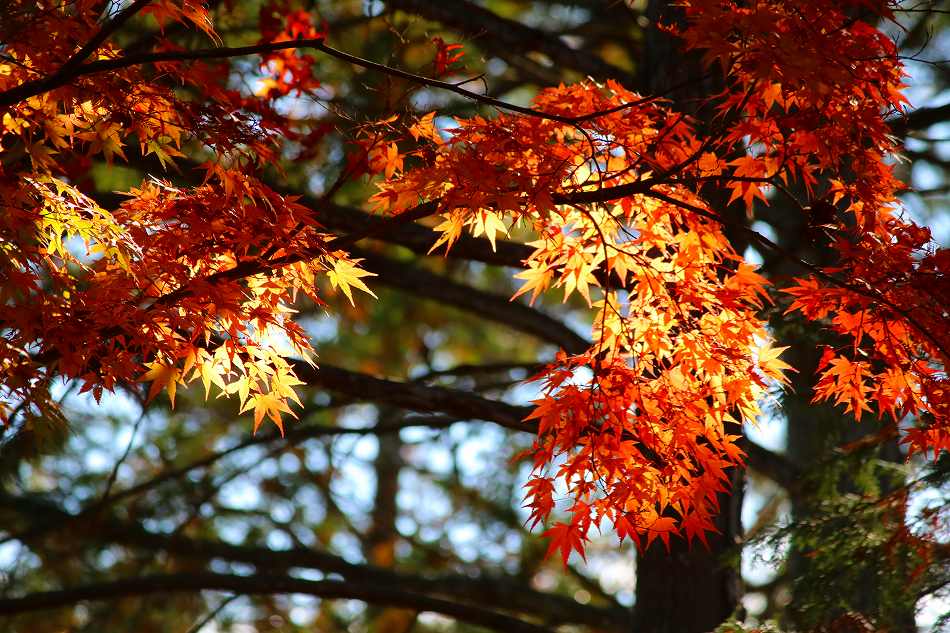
[511,260,554,305]
[139,362,184,408]
[681,511,717,548]
[431,37,465,77]
[542,522,588,565]
[523,476,556,530]
[726,156,770,212]
[326,257,377,306]
[143,139,184,169]
[428,213,467,255]
[816,356,874,417]
[470,210,509,252]
[240,391,296,435]
[756,342,794,385]
[697,152,723,175]
[408,112,442,144]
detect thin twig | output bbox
[183,594,238,633]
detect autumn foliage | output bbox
[0,0,947,562]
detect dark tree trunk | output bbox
[759,137,917,631]
[366,408,405,567]
[632,3,745,631]
[633,470,744,633]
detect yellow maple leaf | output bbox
[428,213,465,254]
[194,357,228,399]
[270,366,305,408]
[139,362,184,408]
[240,392,296,435]
[756,342,794,385]
[470,211,509,252]
[512,263,554,305]
[327,257,377,306]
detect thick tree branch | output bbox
[353,247,589,354]
[291,363,533,431]
[2,495,627,630]
[890,102,950,136]
[290,363,795,492]
[0,572,554,633]
[739,437,800,492]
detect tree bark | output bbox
[759,130,917,630]
[632,4,745,631]
[633,470,744,633]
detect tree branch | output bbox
[93,186,533,269]
[0,37,653,126]
[889,102,950,136]
[290,363,533,431]
[319,202,532,267]
[289,362,796,494]
[740,437,800,492]
[59,0,155,74]
[352,247,589,354]
[0,572,555,633]
[2,495,627,630]
[85,415,459,513]
[0,39,571,121]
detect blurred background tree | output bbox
[0,1,947,632]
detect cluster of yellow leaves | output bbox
[141,340,305,433]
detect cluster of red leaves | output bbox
[674,0,950,456]
[0,1,371,431]
[372,0,949,558]
[374,79,792,558]
[257,0,326,98]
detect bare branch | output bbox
[2,495,627,630]
[59,0,154,74]
[291,363,532,431]
[0,572,555,633]
[353,247,589,354]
